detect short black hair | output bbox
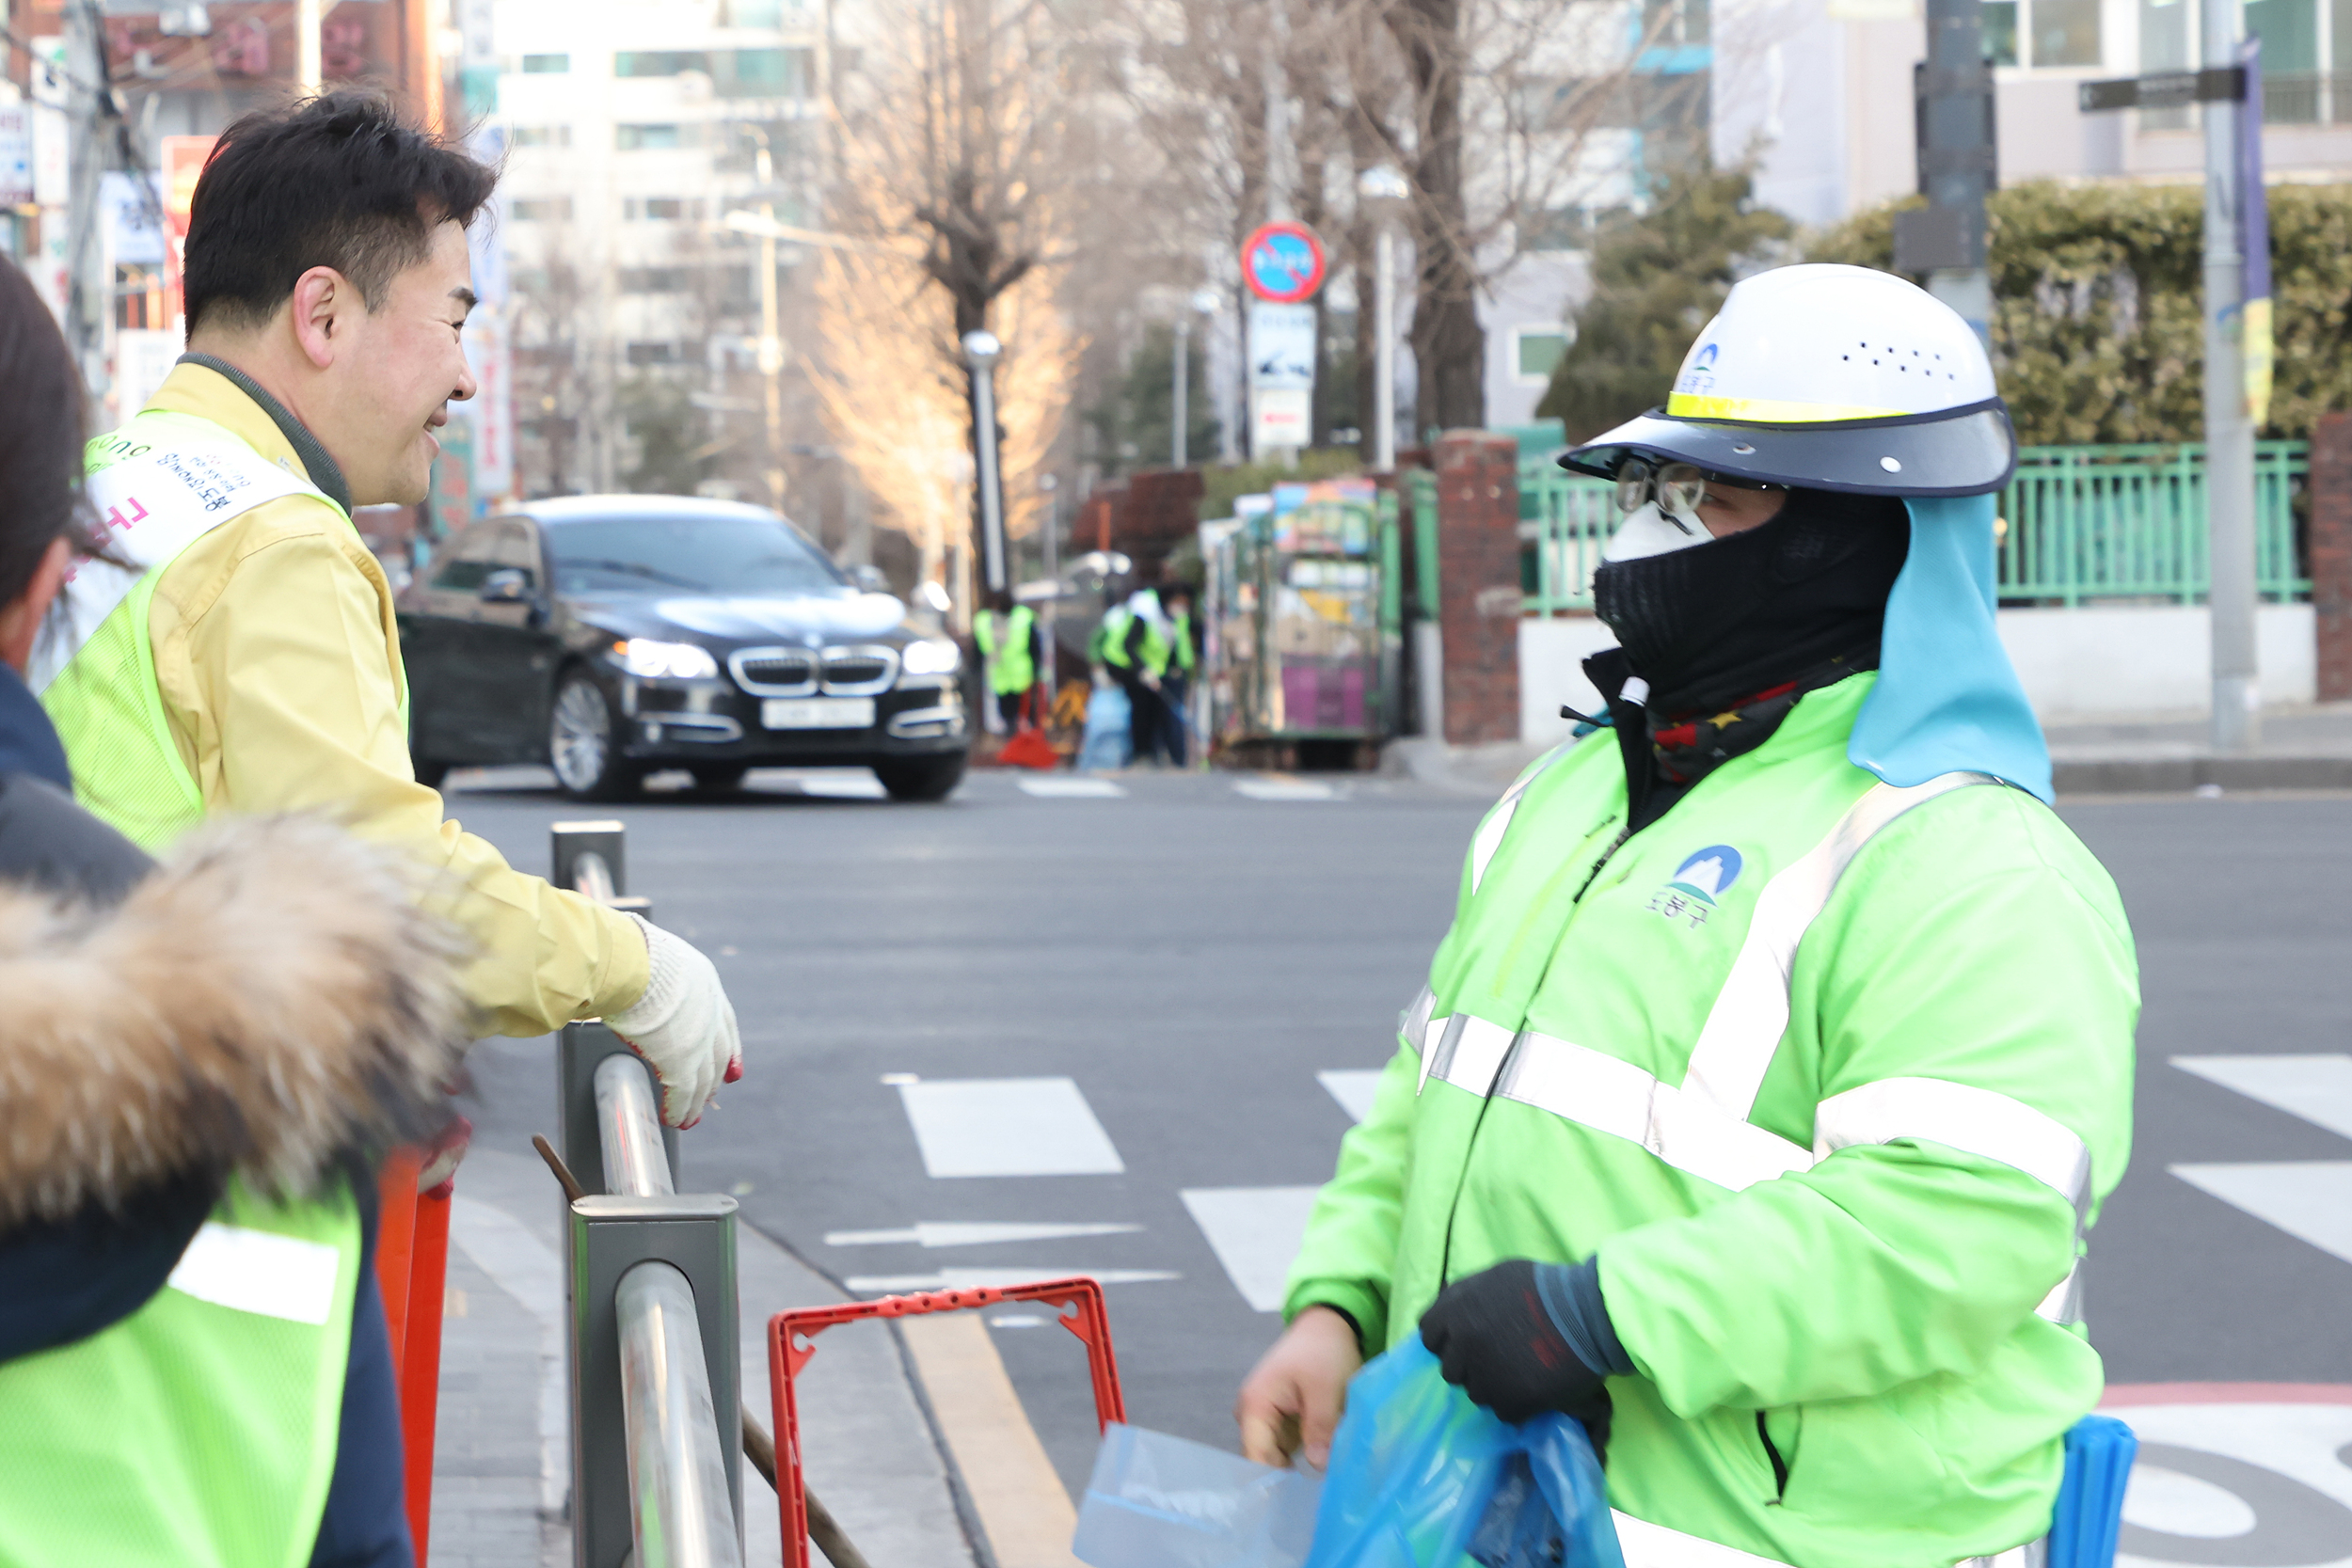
[183,91,498,336]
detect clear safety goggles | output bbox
[1613,458,1784,530]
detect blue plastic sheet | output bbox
[1302,1339,1625,1568]
[2049,1416,2138,1568]
[1073,1422,1324,1568]
[1078,683,1133,770]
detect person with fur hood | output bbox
[0,250,466,1566]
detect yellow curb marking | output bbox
[900,1312,1085,1568]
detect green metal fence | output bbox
[1518,441,2312,615]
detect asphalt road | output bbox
[447,764,2352,1568]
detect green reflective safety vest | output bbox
[3,408,370,1567]
[1098,606,1171,677]
[1168,609,1196,673]
[976,605,1037,695]
[1287,673,2137,1568]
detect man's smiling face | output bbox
[337,219,476,506]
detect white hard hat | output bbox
[1564,263,2015,497]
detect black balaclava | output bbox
[1585,487,1911,832]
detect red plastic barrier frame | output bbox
[768,1276,1126,1568]
[374,1150,453,1565]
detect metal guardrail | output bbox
[553,821,744,1568]
[1514,440,2312,614]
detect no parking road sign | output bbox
[1242,221,1327,303]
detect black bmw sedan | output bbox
[397,496,969,801]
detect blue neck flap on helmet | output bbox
[1850,493,2052,802]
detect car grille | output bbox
[728,648,818,695]
[821,648,897,693]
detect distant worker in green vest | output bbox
[1099,584,1176,766]
[26,93,742,1564]
[1238,265,2137,1568]
[974,586,1039,730]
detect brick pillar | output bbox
[1434,431,1522,744]
[2314,412,2352,702]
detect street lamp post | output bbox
[754,138,787,515]
[1357,166,1409,472]
[962,330,1009,596]
[1172,315,1190,470]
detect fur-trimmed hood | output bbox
[0,814,469,1230]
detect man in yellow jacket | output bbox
[41,91,739,1124]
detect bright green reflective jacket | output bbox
[1285,673,2137,1568]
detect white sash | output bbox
[33,443,315,693]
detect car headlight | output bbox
[613,638,719,680]
[899,637,961,676]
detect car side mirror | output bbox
[480,568,532,604]
[850,563,888,594]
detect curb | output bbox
[2052,755,2352,794]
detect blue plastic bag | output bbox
[1079,682,1133,770]
[1073,1423,1324,1568]
[1303,1338,1624,1568]
[2049,1417,2137,1568]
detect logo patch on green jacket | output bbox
[1648,845,1742,929]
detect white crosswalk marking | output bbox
[2169,1163,2352,1267]
[1019,777,1126,799]
[2173,1055,2352,1142]
[1181,1187,1324,1312]
[1318,1069,1384,1123]
[897,1077,1126,1178]
[1235,777,1339,801]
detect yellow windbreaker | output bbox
[135,361,647,1035]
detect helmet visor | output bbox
[1563,399,2017,498]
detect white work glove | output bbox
[604,916,742,1129]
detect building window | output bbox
[720,46,813,98]
[724,0,788,24]
[511,125,570,148]
[619,266,691,293]
[511,198,573,221]
[615,51,707,77]
[520,53,568,73]
[1981,0,2099,66]
[616,123,689,150]
[627,341,684,366]
[1513,328,1570,385]
[624,197,702,221]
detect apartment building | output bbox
[489,0,829,495]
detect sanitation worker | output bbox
[0,251,466,1566]
[1237,263,2137,1568]
[976,586,1040,730]
[28,94,739,1561]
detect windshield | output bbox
[545,515,848,596]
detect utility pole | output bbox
[755,141,786,514]
[297,0,323,93]
[2201,3,2259,752]
[1172,314,1190,468]
[63,0,110,405]
[1358,166,1408,471]
[962,330,1008,595]
[1899,0,1995,347]
[2081,33,2266,752]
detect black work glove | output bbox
[1419,1259,1630,1454]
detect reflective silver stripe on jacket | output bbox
[1467,743,1578,894]
[1680,772,2000,1123]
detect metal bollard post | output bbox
[571,1194,743,1568]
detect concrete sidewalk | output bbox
[429,1146,977,1568]
[1384,703,2352,799]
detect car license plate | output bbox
[761,697,875,730]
